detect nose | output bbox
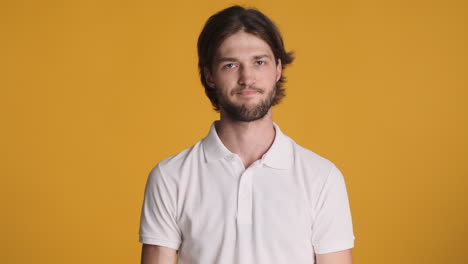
[238,65,256,87]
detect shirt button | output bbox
[225,154,235,161]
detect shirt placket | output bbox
[237,168,253,225]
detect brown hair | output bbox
[197,5,294,111]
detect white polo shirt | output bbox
[139,122,355,264]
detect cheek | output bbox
[260,71,278,85]
[260,65,278,78]
[214,73,237,87]
[212,79,232,96]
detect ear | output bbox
[204,67,216,88]
[275,59,282,82]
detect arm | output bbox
[316,249,352,264]
[312,166,355,263]
[141,244,177,264]
[140,165,181,263]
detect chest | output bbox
[176,161,313,245]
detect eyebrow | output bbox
[216,57,238,63]
[216,54,272,63]
[253,54,271,60]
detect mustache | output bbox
[231,87,264,95]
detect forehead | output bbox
[216,31,274,58]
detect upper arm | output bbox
[311,166,355,254]
[141,244,177,264]
[139,164,182,249]
[315,249,352,264]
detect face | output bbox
[204,31,282,122]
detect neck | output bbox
[216,109,276,169]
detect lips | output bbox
[234,88,263,96]
[238,89,258,95]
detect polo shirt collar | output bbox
[202,121,293,169]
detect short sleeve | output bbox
[139,164,182,250]
[311,165,355,254]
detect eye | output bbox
[223,63,236,69]
[255,60,265,66]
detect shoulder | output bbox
[151,139,204,180]
[289,140,351,214]
[291,139,336,173]
[286,138,346,189]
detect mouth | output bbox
[238,89,259,96]
[235,88,263,97]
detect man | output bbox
[140,5,355,264]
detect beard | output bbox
[217,85,276,122]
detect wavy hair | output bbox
[197,5,294,111]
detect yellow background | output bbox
[1,0,467,263]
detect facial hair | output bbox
[217,85,277,122]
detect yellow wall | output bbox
[1,0,467,263]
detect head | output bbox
[197,5,294,121]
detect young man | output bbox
[140,6,355,264]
